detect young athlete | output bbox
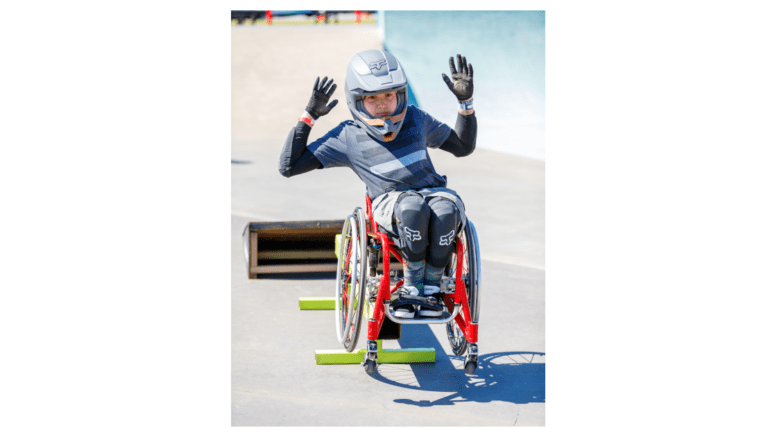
[279,49,477,319]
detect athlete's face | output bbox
[363,92,398,118]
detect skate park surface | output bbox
[231,23,545,426]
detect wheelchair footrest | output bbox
[384,302,461,325]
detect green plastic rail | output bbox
[315,340,435,364]
[300,249,436,365]
[298,297,336,310]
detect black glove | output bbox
[305,76,338,119]
[441,54,474,101]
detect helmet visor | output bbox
[349,84,407,98]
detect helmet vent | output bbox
[379,72,395,85]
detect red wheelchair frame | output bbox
[335,195,481,374]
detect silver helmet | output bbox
[344,49,408,142]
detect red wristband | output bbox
[298,116,314,126]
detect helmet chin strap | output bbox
[359,109,406,127]
[357,105,406,141]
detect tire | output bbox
[465,360,477,375]
[335,208,368,352]
[446,319,468,356]
[364,359,377,374]
[445,220,481,353]
[465,220,481,323]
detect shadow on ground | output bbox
[369,324,545,406]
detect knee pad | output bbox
[427,197,461,268]
[393,192,430,262]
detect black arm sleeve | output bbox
[278,122,324,178]
[439,112,477,157]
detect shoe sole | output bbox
[418,297,443,317]
[393,308,416,319]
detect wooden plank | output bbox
[248,220,343,236]
[248,219,343,228]
[250,231,258,279]
[250,263,338,274]
[255,250,336,260]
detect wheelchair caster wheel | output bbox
[464,343,478,374]
[362,340,378,374]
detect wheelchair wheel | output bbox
[446,320,468,356]
[445,220,481,354]
[335,208,368,352]
[464,220,482,323]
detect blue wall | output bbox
[379,11,545,161]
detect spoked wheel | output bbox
[335,208,368,352]
[446,320,468,356]
[445,220,481,354]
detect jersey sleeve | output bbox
[306,122,351,168]
[417,108,452,149]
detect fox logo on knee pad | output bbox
[404,226,422,242]
[439,230,456,246]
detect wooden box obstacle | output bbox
[242,220,342,278]
[243,219,402,278]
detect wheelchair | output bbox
[335,195,481,374]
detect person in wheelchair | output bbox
[279,49,476,319]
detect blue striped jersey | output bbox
[307,105,452,200]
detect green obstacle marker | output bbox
[304,233,435,365]
[315,349,368,365]
[300,298,436,364]
[315,340,435,365]
[299,297,336,310]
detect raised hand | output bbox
[305,76,339,119]
[441,54,474,101]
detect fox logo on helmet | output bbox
[368,59,387,72]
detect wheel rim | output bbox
[342,208,367,352]
[342,217,359,349]
[444,222,480,354]
[466,221,481,323]
[446,319,468,355]
[335,216,354,344]
[445,243,467,355]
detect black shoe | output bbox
[390,286,425,319]
[417,296,445,317]
[391,304,415,319]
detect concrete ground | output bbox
[231,24,545,426]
